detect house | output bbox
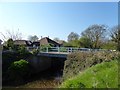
[39,37,60,47]
[31,41,40,48]
[56,40,65,46]
[14,40,32,46]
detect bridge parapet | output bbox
[39,47,92,53]
[39,47,110,53]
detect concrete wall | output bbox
[28,56,52,73]
[27,55,66,74]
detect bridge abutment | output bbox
[28,55,66,74]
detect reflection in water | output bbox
[3,67,63,88]
[18,68,63,88]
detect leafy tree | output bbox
[40,44,52,52]
[101,41,117,50]
[68,32,79,42]
[63,40,80,48]
[110,25,120,51]
[28,35,39,42]
[79,36,92,48]
[81,24,107,49]
[6,38,14,50]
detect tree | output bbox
[79,36,92,48]
[0,29,22,41]
[81,24,107,49]
[54,37,60,42]
[28,35,39,42]
[101,40,117,50]
[67,32,79,42]
[6,38,14,50]
[63,40,80,47]
[110,25,120,51]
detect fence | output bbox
[39,47,92,53]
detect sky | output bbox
[0,2,118,41]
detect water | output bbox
[17,68,63,88]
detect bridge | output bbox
[37,47,105,58]
[38,47,93,58]
[28,47,108,73]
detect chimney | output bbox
[48,36,49,38]
[41,36,42,39]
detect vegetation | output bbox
[63,40,80,47]
[0,29,22,41]
[79,36,92,48]
[63,24,119,51]
[63,51,120,80]
[67,32,79,42]
[31,49,39,55]
[28,35,39,42]
[81,24,107,49]
[40,44,52,52]
[2,24,120,88]
[8,60,30,77]
[6,59,31,84]
[110,25,120,51]
[60,60,118,88]
[6,38,14,50]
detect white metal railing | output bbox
[39,47,93,53]
[27,46,115,53]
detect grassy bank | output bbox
[63,51,120,80]
[60,60,118,88]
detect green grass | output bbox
[60,60,118,88]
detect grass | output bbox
[60,60,118,88]
[63,51,120,80]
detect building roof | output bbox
[56,40,65,45]
[39,37,60,46]
[14,40,32,46]
[32,41,40,46]
[0,39,2,43]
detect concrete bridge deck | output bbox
[38,52,68,58]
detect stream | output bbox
[18,68,63,88]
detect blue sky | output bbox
[0,2,118,41]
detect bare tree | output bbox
[81,24,107,49]
[54,37,60,42]
[110,25,120,51]
[0,29,22,41]
[68,32,79,42]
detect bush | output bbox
[40,44,51,52]
[18,45,28,54]
[60,60,118,88]
[63,51,120,80]
[8,59,31,81]
[31,49,39,55]
[17,45,31,59]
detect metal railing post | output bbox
[71,48,72,52]
[67,48,69,53]
[58,47,60,53]
[46,47,48,53]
